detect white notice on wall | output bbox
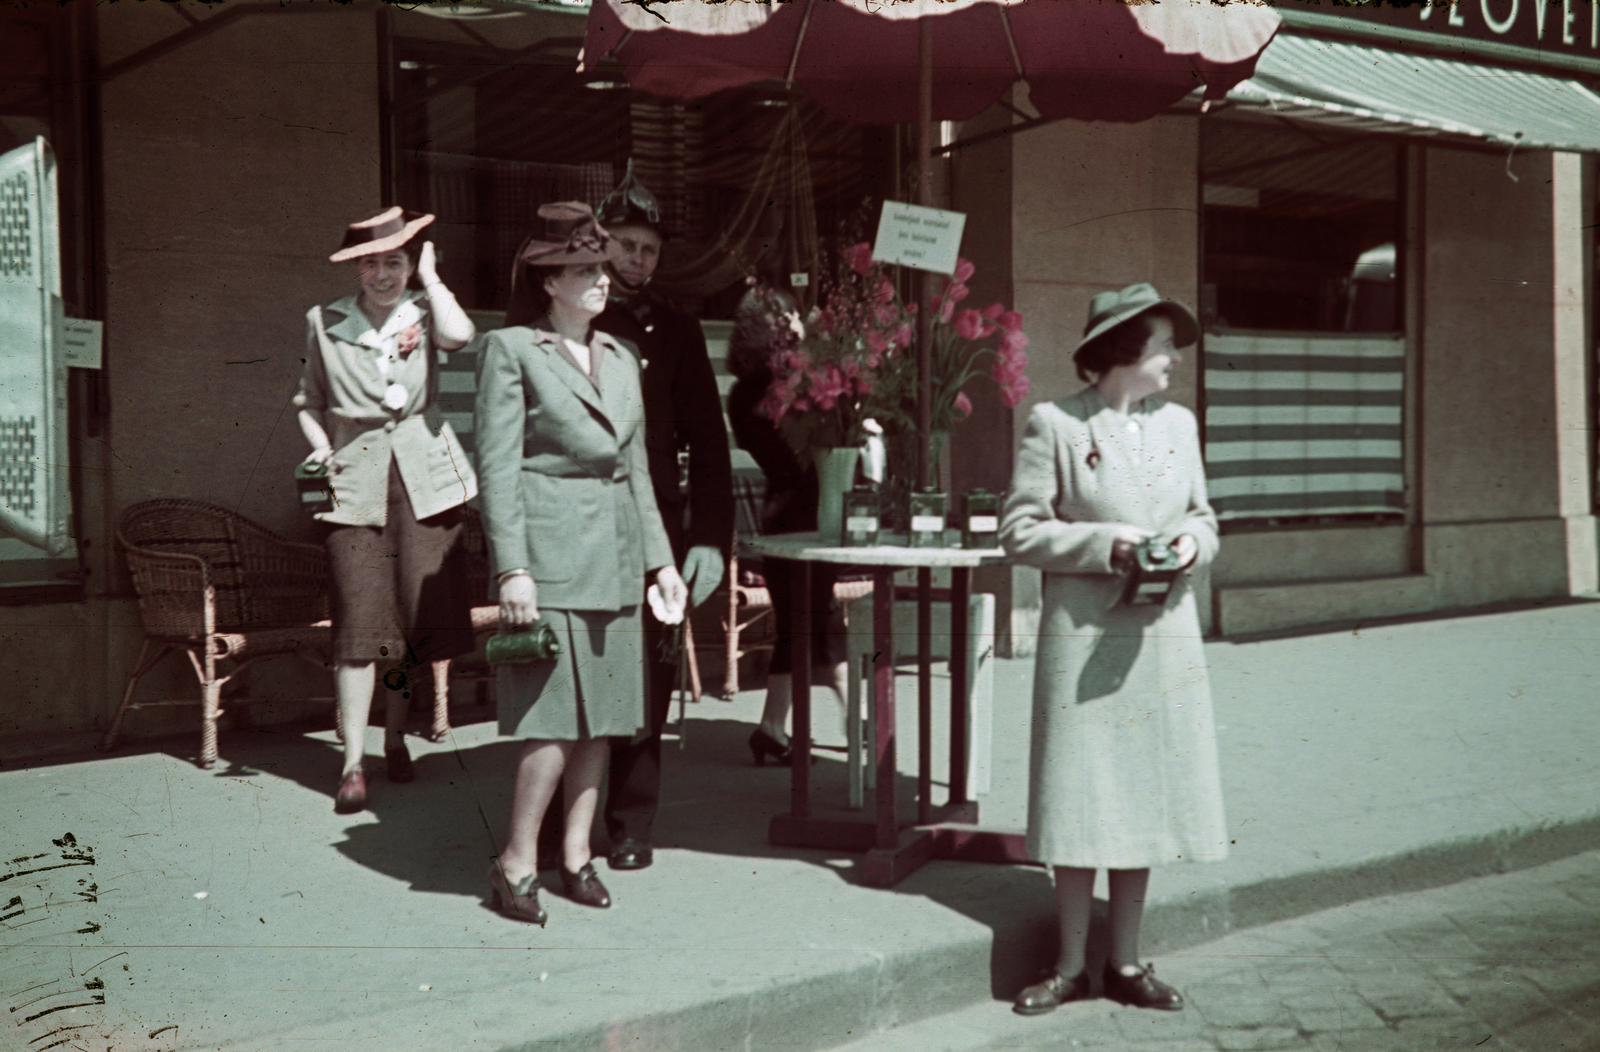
[871,201,966,275]
[61,318,103,370]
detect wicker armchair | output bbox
[100,499,335,768]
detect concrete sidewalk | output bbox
[3,600,1598,1051]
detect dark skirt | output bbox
[323,459,474,665]
[765,557,849,673]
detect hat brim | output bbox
[519,244,614,268]
[329,214,435,263]
[1074,299,1199,357]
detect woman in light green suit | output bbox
[475,202,687,925]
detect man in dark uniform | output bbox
[538,169,734,872]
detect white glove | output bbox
[647,565,688,625]
[680,545,725,609]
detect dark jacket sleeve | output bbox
[668,314,736,557]
[727,372,818,535]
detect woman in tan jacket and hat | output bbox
[1001,283,1227,1016]
[296,207,478,814]
[475,202,687,925]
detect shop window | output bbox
[388,28,882,467]
[1200,118,1405,526]
[0,8,88,597]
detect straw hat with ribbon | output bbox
[329,206,435,264]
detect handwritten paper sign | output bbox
[871,201,966,276]
[61,318,103,370]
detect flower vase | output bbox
[813,446,861,546]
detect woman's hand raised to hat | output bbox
[416,241,440,287]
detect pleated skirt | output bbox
[496,605,647,741]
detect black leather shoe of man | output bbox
[1013,969,1092,1015]
[608,839,654,870]
[1103,962,1184,1010]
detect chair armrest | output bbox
[122,543,213,639]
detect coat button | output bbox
[384,421,396,433]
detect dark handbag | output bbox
[1121,538,1182,606]
[486,619,564,665]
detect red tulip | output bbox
[953,391,974,418]
[1000,376,1031,408]
[953,309,985,341]
[953,258,975,283]
[998,310,1024,333]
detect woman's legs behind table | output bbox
[752,557,850,764]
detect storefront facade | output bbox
[0,0,1595,739]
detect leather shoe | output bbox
[1013,969,1092,1016]
[334,767,367,814]
[486,862,547,926]
[608,839,653,871]
[1104,962,1184,1010]
[384,742,415,783]
[560,861,612,908]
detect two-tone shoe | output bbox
[1013,969,1092,1016]
[1104,962,1184,1010]
[486,862,548,926]
[560,861,612,908]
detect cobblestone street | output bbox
[833,851,1600,1052]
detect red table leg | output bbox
[949,566,971,808]
[916,566,933,825]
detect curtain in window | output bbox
[1204,333,1404,522]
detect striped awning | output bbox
[1204,332,1405,521]
[1227,33,1600,153]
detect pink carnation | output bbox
[874,278,895,304]
[892,322,913,348]
[873,303,897,327]
[849,242,874,275]
[952,257,975,283]
[953,391,974,418]
[953,309,985,341]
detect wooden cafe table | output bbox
[741,531,1030,887]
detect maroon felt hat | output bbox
[517,202,612,267]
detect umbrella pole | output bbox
[914,18,935,491]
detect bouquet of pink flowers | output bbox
[755,244,912,457]
[873,254,1031,436]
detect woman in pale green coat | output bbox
[474,203,686,925]
[1001,283,1227,1016]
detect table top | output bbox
[741,532,1009,568]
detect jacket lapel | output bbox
[320,294,370,345]
[597,335,642,445]
[320,291,428,346]
[530,328,611,428]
